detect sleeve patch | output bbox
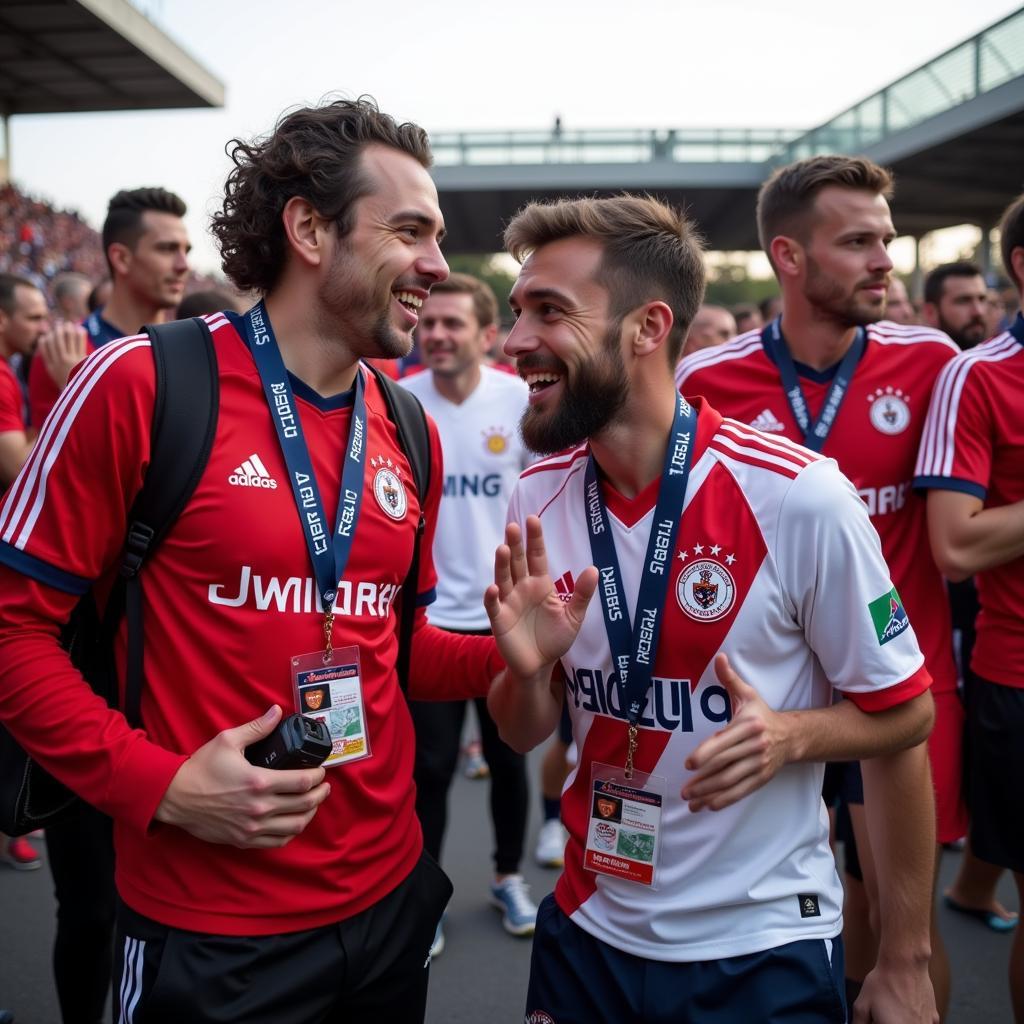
[868,586,909,646]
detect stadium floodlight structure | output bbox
[0,0,224,180]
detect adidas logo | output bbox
[553,571,574,603]
[228,453,278,489]
[750,408,786,433]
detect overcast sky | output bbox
[7,0,1021,273]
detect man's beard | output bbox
[520,323,628,455]
[942,317,987,350]
[320,244,415,361]
[805,256,884,328]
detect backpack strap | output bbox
[365,364,431,694]
[116,317,219,727]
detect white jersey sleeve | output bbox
[777,458,926,707]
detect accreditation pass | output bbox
[584,766,665,886]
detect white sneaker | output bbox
[489,874,538,936]
[535,818,568,868]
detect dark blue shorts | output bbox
[525,894,846,1024]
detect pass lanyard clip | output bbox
[242,301,368,658]
[584,394,698,778]
[765,317,865,453]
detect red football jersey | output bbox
[914,317,1024,688]
[0,358,25,434]
[0,312,499,935]
[677,321,959,695]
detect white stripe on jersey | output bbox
[675,330,762,387]
[916,332,1019,479]
[203,312,229,331]
[719,419,821,466]
[0,336,152,548]
[521,444,588,478]
[709,433,815,477]
[868,321,958,351]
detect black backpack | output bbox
[0,318,431,836]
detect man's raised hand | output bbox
[484,515,597,681]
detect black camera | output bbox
[244,713,332,770]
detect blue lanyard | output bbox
[584,394,697,774]
[764,317,865,452]
[241,302,367,650]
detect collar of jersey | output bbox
[225,309,355,411]
[598,396,722,529]
[763,321,869,384]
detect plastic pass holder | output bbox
[584,761,666,888]
[291,645,370,768]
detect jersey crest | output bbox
[677,558,736,621]
[867,387,911,435]
[370,455,408,520]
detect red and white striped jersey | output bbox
[508,399,930,961]
[914,315,1024,688]
[676,321,959,695]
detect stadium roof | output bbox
[0,0,224,115]
[432,6,1024,253]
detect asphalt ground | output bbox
[0,749,1018,1023]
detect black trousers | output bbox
[46,802,116,1024]
[113,850,452,1024]
[409,694,528,876]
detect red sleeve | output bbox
[0,338,188,831]
[844,662,932,713]
[0,361,25,433]
[0,569,187,830]
[27,349,60,429]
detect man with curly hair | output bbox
[0,99,516,1022]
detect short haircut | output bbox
[102,187,187,274]
[177,290,239,319]
[504,194,706,364]
[211,96,433,295]
[999,193,1024,291]
[757,156,894,259]
[427,272,498,329]
[0,273,41,315]
[923,261,984,306]
[52,272,91,304]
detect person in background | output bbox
[886,277,917,325]
[401,273,536,954]
[680,303,736,359]
[51,272,92,324]
[914,191,1024,1023]
[29,187,190,426]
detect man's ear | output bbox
[769,235,802,280]
[629,300,674,358]
[281,196,332,270]
[107,242,132,278]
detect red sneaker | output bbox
[0,836,42,871]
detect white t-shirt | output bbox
[507,398,931,961]
[402,366,529,629]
